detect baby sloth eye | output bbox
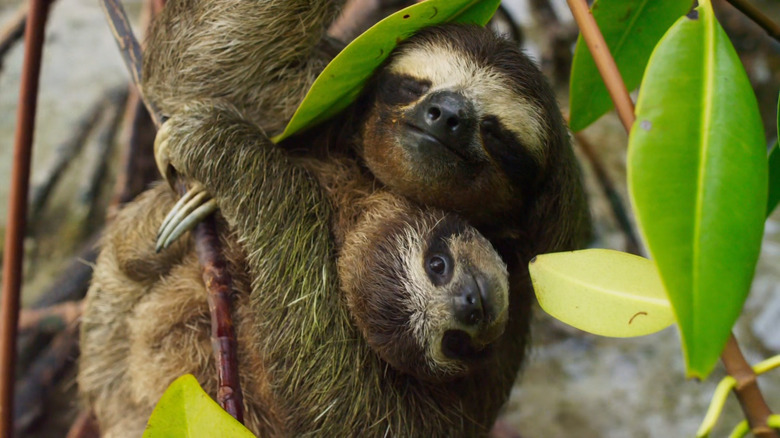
[399,77,430,100]
[428,255,447,275]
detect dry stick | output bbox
[725,0,780,43]
[99,0,245,422]
[567,0,777,435]
[566,0,635,132]
[0,2,27,71]
[0,0,52,436]
[722,335,779,438]
[17,300,83,334]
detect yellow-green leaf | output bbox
[530,249,675,338]
[143,374,256,438]
[272,0,500,142]
[627,0,766,378]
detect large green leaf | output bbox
[627,0,766,378]
[143,374,256,438]
[272,0,500,142]
[530,249,675,337]
[568,0,691,132]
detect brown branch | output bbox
[193,214,244,422]
[0,2,27,71]
[725,0,780,42]
[111,89,158,206]
[0,0,53,436]
[99,0,245,422]
[566,0,635,132]
[721,334,779,438]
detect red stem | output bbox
[0,0,52,435]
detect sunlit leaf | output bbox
[568,0,691,132]
[272,0,500,142]
[627,0,766,378]
[143,374,256,438]
[530,249,675,337]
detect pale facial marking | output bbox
[389,43,546,155]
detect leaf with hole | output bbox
[272,0,500,142]
[568,0,691,132]
[627,0,766,379]
[530,249,675,337]
[142,374,256,438]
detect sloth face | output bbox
[340,212,509,382]
[359,24,561,229]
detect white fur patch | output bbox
[389,43,546,156]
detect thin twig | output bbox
[724,0,780,42]
[65,410,100,438]
[0,0,53,435]
[573,132,642,255]
[194,214,244,422]
[111,89,158,206]
[721,334,779,438]
[566,0,635,132]
[98,0,245,422]
[0,2,27,71]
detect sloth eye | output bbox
[480,117,503,141]
[398,77,429,99]
[427,254,448,276]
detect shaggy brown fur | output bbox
[79,102,522,436]
[80,0,591,435]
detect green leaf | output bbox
[627,0,766,379]
[568,0,691,132]
[530,249,675,337]
[768,141,780,216]
[143,374,256,438]
[272,0,500,142]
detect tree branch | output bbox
[724,0,780,43]
[0,0,53,435]
[721,334,779,438]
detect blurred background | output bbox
[0,0,778,436]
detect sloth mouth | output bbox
[441,329,493,361]
[402,123,469,162]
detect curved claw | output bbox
[154,120,173,184]
[155,185,218,252]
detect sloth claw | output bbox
[154,121,218,252]
[155,186,218,252]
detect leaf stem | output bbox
[0,0,52,435]
[565,0,635,133]
[724,0,780,43]
[721,334,779,438]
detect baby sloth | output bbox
[79,102,514,436]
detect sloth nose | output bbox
[453,274,485,326]
[420,91,475,144]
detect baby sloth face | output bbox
[339,212,509,382]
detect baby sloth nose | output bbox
[453,274,485,326]
[420,91,475,144]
